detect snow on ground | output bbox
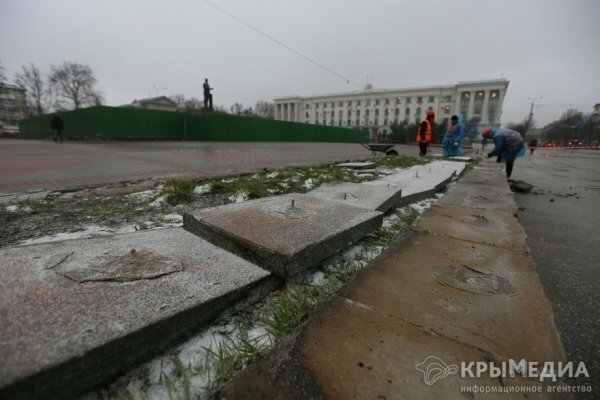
[193,184,211,195]
[229,191,249,203]
[303,178,316,190]
[124,190,155,203]
[21,225,117,245]
[149,195,166,208]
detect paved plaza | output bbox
[0,140,419,194]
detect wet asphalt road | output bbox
[512,149,599,398]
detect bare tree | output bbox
[0,60,6,83]
[254,100,274,119]
[14,63,47,116]
[230,102,244,115]
[49,62,104,110]
[169,94,186,111]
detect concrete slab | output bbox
[375,162,457,191]
[0,228,277,400]
[333,161,376,169]
[310,182,403,212]
[362,161,461,206]
[183,193,383,277]
[416,203,527,251]
[438,181,517,213]
[340,231,562,362]
[461,165,508,186]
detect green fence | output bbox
[19,106,367,143]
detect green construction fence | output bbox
[19,106,368,143]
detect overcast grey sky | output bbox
[1,0,599,126]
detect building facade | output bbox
[274,79,509,130]
[0,83,27,128]
[125,96,178,112]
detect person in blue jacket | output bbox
[443,115,465,156]
[481,127,525,178]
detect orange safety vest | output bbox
[415,119,432,143]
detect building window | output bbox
[305,112,309,118]
[356,109,361,126]
[461,92,470,101]
[315,103,319,109]
[444,106,451,114]
[385,98,390,105]
[396,97,401,105]
[375,99,380,106]
[428,96,435,103]
[417,96,423,104]
[488,103,497,123]
[406,97,411,104]
[443,95,452,102]
[490,90,500,99]
[474,104,482,115]
[331,102,335,108]
[347,101,352,106]
[357,100,361,106]
[366,99,371,106]
[338,101,343,107]
[476,91,485,100]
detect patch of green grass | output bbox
[261,286,320,339]
[161,179,196,206]
[371,155,429,169]
[201,335,267,398]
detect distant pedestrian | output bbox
[482,128,526,179]
[51,114,64,143]
[416,109,435,156]
[443,114,465,157]
[203,78,213,108]
[529,138,537,155]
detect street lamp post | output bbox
[526,96,543,137]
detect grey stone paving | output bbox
[184,193,383,277]
[0,159,464,399]
[310,182,403,212]
[0,228,277,400]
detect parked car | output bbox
[1,125,20,137]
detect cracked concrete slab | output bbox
[183,193,383,277]
[0,228,277,400]
[310,182,403,212]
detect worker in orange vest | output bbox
[416,109,435,156]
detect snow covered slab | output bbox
[333,161,376,169]
[0,228,276,400]
[373,162,456,191]
[310,182,403,212]
[183,193,383,277]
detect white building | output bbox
[125,96,178,112]
[274,79,509,129]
